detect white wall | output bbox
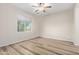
[40,10,73,42]
[73,4,79,45]
[0,4,40,47]
[0,3,75,47]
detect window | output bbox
[17,15,32,32]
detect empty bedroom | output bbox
[0,3,79,55]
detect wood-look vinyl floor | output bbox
[0,37,79,55]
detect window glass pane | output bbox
[17,16,32,32]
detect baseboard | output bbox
[40,33,73,43]
[0,35,40,47]
[15,36,41,44]
[40,36,73,44]
[73,41,79,46]
[0,34,74,47]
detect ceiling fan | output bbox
[32,3,52,14]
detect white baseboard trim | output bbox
[73,42,79,46]
[0,34,74,47]
[40,33,73,42]
[0,35,39,47]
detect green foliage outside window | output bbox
[17,20,31,32]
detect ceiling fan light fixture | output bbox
[32,3,52,16]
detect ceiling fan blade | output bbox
[32,6,38,7]
[34,9,39,12]
[37,12,40,14]
[45,6,52,8]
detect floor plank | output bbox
[30,38,79,54]
[11,44,34,55]
[20,42,56,55]
[0,37,79,55]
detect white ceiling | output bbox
[12,3,75,16]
